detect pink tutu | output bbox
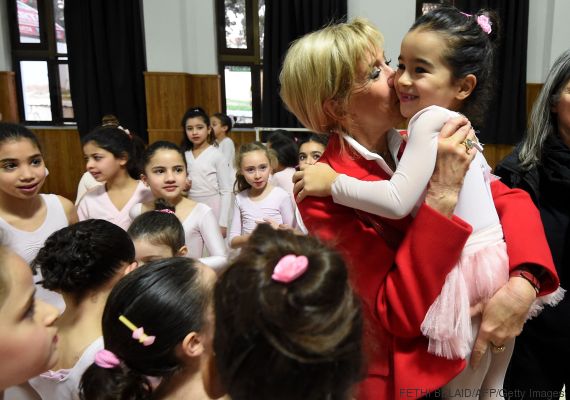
[421,223,565,360]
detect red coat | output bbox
[298,134,559,400]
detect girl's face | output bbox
[343,47,403,140]
[132,239,175,266]
[240,150,271,192]
[185,117,211,148]
[554,79,570,141]
[83,141,125,182]
[210,117,227,141]
[0,250,59,390]
[0,138,46,200]
[142,149,187,201]
[395,29,466,118]
[298,140,326,167]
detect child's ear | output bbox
[118,152,129,167]
[176,245,188,257]
[125,261,139,275]
[181,331,205,358]
[140,174,148,186]
[456,74,477,101]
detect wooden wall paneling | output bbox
[526,83,544,124]
[231,130,256,149]
[188,74,222,116]
[144,72,192,132]
[33,128,84,201]
[148,129,183,145]
[0,71,19,122]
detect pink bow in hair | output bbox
[272,254,309,283]
[119,315,156,346]
[476,15,492,34]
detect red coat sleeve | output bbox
[299,196,472,339]
[490,180,559,294]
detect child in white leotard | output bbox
[0,122,77,310]
[181,107,233,237]
[229,142,296,249]
[130,141,227,270]
[293,7,564,399]
[78,125,153,230]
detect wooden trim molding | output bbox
[0,71,19,122]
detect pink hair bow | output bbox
[272,254,309,283]
[156,209,175,215]
[94,349,120,369]
[132,327,156,346]
[119,315,156,346]
[476,15,492,34]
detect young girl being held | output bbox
[293,8,563,396]
[5,220,137,400]
[0,245,59,396]
[266,130,299,199]
[215,224,363,400]
[80,257,221,400]
[0,122,77,309]
[78,126,153,230]
[229,142,296,249]
[131,141,227,270]
[211,113,236,172]
[181,107,233,237]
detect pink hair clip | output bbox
[476,15,492,34]
[119,315,156,346]
[156,209,175,215]
[272,254,309,283]
[460,11,492,34]
[94,349,120,369]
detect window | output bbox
[216,0,264,127]
[7,0,74,124]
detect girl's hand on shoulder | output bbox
[293,162,339,203]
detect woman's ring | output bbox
[490,342,506,353]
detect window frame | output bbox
[215,0,263,128]
[7,0,74,125]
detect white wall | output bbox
[0,0,11,70]
[348,0,415,67]
[549,0,570,71]
[143,0,217,74]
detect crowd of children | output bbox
[0,5,567,400]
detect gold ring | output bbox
[490,342,506,353]
[462,140,471,154]
[465,138,475,149]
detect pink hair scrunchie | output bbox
[94,349,121,369]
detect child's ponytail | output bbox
[80,360,153,400]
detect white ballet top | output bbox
[228,186,296,243]
[0,193,68,310]
[185,146,233,227]
[77,181,153,230]
[28,337,103,400]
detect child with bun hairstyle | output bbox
[128,199,188,266]
[215,224,363,400]
[211,112,236,172]
[78,125,153,230]
[131,141,227,270]
[0,122,77,310]
[0,244,59,396]
[80,257,220,400]
[4,219,137,400]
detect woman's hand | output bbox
[292,162,340,203]
[470,276,537,369]
[425,116,477,217]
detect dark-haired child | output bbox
[78,126,153,230]
[181,107,233,237]
[130,141,227,269]
[211,112,236,173]
[5,219,136,400]
[80,257,219,400]
[215,223,363,400]
[0,122,77,310]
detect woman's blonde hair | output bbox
[279,18,384,133]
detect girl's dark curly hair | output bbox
[33,219,135,303]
